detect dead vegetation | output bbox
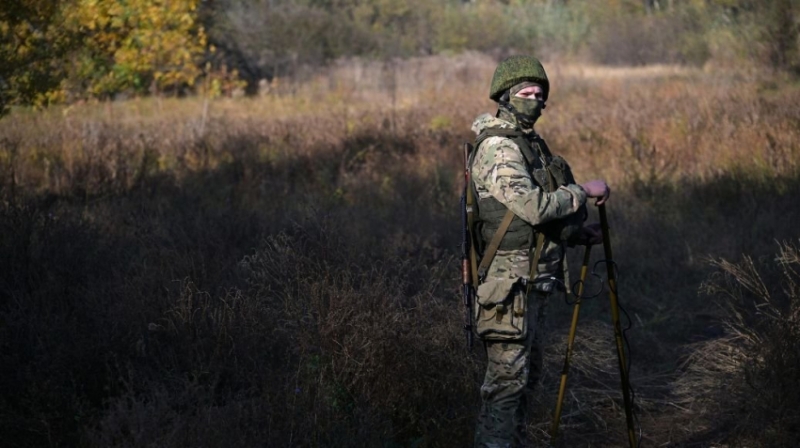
[1,55,800,447]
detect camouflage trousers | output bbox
[474,290,549,448]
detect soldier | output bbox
[469,56,610,447]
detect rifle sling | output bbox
[476,209,515,280]
[476,208,546,291]
[464,143,480,285]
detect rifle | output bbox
[461,143,479,350]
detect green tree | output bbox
[0,0,75,114]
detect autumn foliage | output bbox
[1,0,208,111]
[3,0,800,115]
[64,0,207,98]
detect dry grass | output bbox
[689,242,800,447]
[549,63,702,80]
[1,54,800,447]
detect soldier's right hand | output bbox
[580,180,610,205]
[575,223,603,246]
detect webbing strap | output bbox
[525,163,557,294]
[476,208,516,280]
[525,232,547,295]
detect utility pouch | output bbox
[547,156,572,186]
[474,278,527,341]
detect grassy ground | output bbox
[1,54,800,447]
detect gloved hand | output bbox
[581,180,610,205]
[574,223,603,246]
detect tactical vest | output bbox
[469,127,584,253]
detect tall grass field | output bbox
[2,53,800,447]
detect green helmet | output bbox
[489,55,549,102]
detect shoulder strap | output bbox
[474,127,522,149]
[476,127,542,167]
[530,134,554,159]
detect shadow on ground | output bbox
[1,130,799,446]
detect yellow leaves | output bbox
[180,13,193,27]
[62,0,209,96]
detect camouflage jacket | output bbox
[470,112,587,291]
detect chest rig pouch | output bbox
[468,127,585,341]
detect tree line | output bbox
[2,0,798,114]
